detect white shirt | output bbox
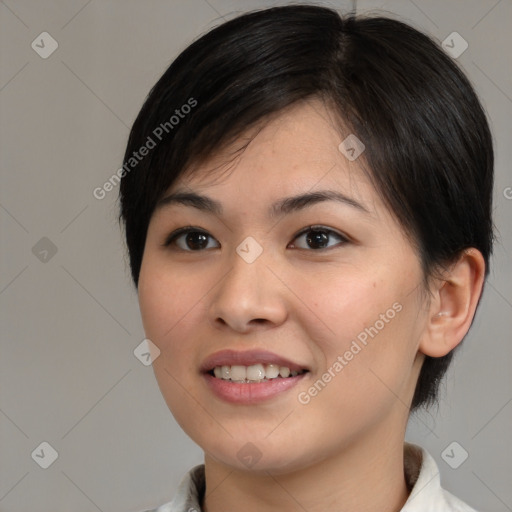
[143,442,478,512]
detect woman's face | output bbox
[138,99,429,473]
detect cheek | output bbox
[290,265,404,350]
[292,266,422,406]
[138,262,209,430]
[138,259,204,345]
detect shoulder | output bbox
[141,449,480,512]
[401,442,478,512]
[139,464,205,512]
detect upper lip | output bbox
[200,349,309,373]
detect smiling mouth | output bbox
[209,364,308,383]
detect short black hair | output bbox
[119,4,494,410]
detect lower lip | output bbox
[203,373,307,404]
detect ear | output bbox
[419,248,486,358]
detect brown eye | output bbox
[164,227,220,251]
[290,226,348,250]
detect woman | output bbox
[119,5,493,511]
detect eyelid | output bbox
[292,224,349,240]
[289,224,350,249]
[162,225,214,248]
[163,224,351,251]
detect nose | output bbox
[208,248,288,333]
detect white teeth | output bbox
[265,364,280,379]
[246,364,265,381]
[211,364,304,382]
[230,365,247,382]
[279,366,290,378]
[221,365,231,380]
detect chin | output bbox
[199,435,320,475]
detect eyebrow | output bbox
[156,189,371,217]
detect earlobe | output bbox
[419,248,486,358]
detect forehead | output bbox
[173,99,372,203]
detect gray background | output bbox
[1,0,511,511]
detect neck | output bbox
[202,420,410,512]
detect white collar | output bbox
[146,442,478,511]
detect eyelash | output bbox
[162,225,350,252]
